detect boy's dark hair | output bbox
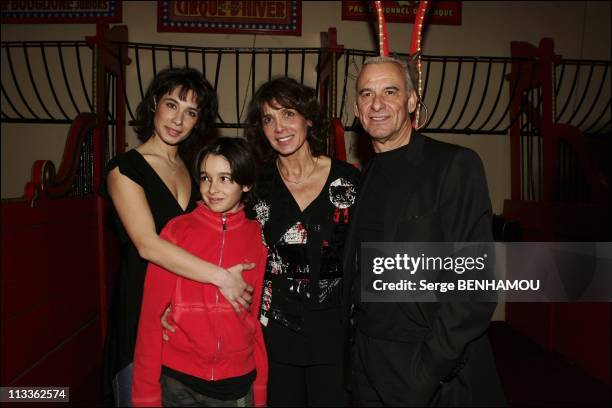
[134,67,218,167]
[193,137,258,205]
[245,77,329,164]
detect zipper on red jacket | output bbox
[212,212,227,380]
[216,213,228,305]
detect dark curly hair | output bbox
[245,77,329,164]
[134,67,218,167]
[193,137,258,206]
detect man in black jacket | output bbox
[344,56,506,406]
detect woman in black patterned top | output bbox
[245,77,359,406]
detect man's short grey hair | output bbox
[360,56,418,94]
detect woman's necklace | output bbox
[277,156,319,185]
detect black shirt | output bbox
[354,143,421,337]
[249,158,359,365]
[162,366,255,400]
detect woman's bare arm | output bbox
[107,168,253,311]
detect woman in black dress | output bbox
[102,67,254,406]
[244,77,359,406]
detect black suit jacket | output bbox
[343,131,505,406]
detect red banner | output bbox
[0,0,122,24]
[342,1,461,26]
[158,1,302,36]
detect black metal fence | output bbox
[2,41,610,137]
[1,41,94,124]
[554,59,611,136]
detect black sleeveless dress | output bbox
[100,149,198,402]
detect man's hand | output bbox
[218,263,255,313]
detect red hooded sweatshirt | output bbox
[132,202,268,406]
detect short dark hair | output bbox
[134,67,218,166]
[245,77,329,163]
[193,137,258,205]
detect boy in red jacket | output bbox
[132,137,268,407]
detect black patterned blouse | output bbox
[248,158,359,364]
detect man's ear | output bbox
[354,100,359,118]
[242,185,252,193]
[408,91,418,114]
